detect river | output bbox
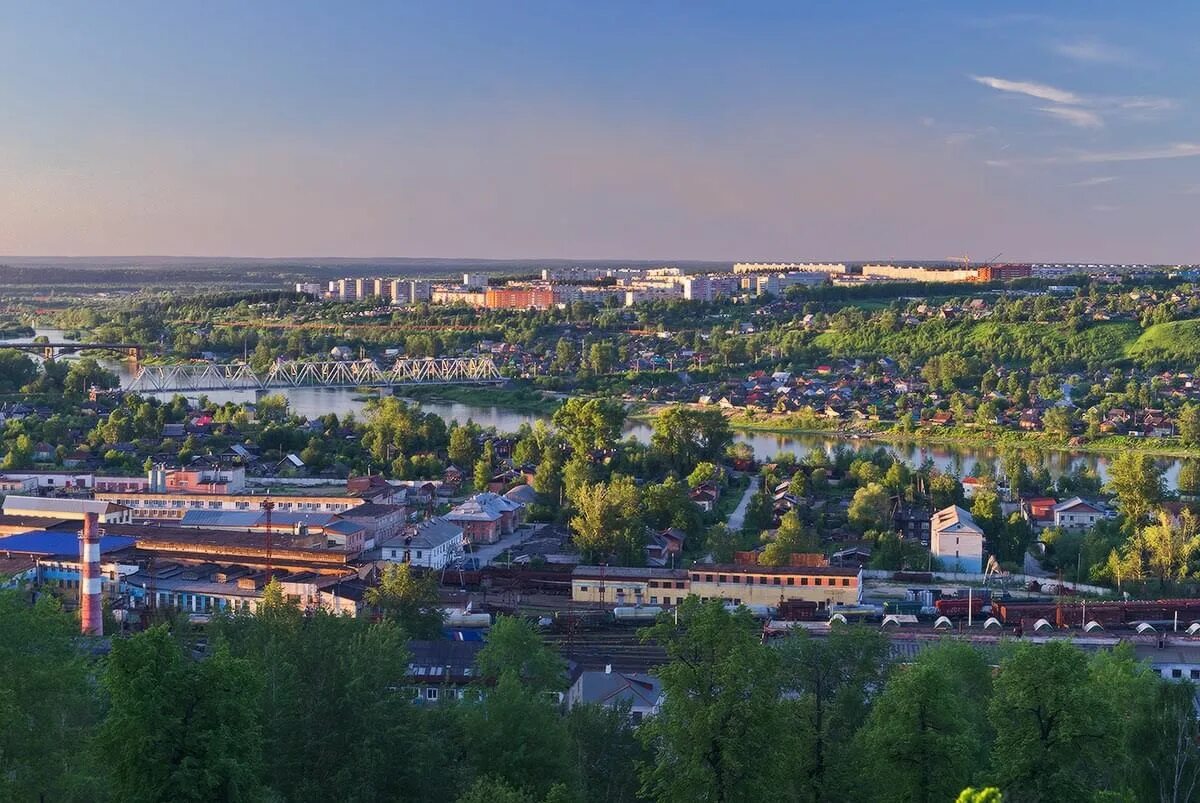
[2,328,1185,487]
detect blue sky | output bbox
[0,1,1197,261]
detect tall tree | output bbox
[642,475,701,536]
[639,598,787,803]
[569,476,645,565]
[461,672,577,798]
[988,641,1109,802]
[704,523,741,564]
[552,398,626,459]
[857,642,992,803]
[212,601,425,800]
[847,482,891,532]
[566,702,648,803]
[1128,511,1200,589]
[475,616,567,693]
[365,562,445,638]
[96,626,266,802]
[474,439,496,491]
[650,406,734,476]
[760,509,818,566]
[1105,451,1165,533]
[1179,403,1200,447]
[0,591,98,801]
[448,425,479,468]
[776,626,889,802]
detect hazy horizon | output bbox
[3,2,1198,262]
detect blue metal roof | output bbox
[179,510,263,527]
[0,531,136,558]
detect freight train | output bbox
[994,599,1200,629]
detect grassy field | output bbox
[1126,320,1200,365]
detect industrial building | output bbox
[570,563,862,608]
[93,488,396,521]
[1,495,132,524]
[379,517,465,570]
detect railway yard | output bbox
[435,565,1200,673]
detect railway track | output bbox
[542,629,668,671]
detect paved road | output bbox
[1023,550,1052,578]
[725,475,760,532]
[470,523,542,566]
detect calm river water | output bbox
[2,328,1183,488]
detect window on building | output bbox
[650,596,658,605]
[1173,668,1183,678]
[814,578,822,586]
[773,577,781,585]
[718,575,727,583]
[579,585,588,592]
[675,581,685,589]
[705,574,714,582]
[786,577,795,586]
[801,577,808,585]
[425,687,439,700]
[842,579,850,587]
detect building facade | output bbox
[687,564,862,608]
[572,566,689,606]
[94,491,365,520]
[931,505,985,573]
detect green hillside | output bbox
[1126,319,1200,366]
[813,319,1137,369]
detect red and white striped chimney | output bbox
[80,511,103,636]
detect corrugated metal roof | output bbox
[177,509,340,528]
[1,496,125,515]
[0,531,136,557]
[179,510,263,527]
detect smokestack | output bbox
[80,512,103,636]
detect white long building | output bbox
[733,262,848,275]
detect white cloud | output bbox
[1117,97,1176,112]
[1037,106,1103,129]
[970,75,1176,130]
[1068,176,1116,187]
[997,143,1200,167]
[1054,39,1131,65]
[1069,143,1200,164]
[970,75,1083,105]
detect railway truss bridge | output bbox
[4,342,145,360]
[124,356,504,393]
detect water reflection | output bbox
[2,328,1183,488]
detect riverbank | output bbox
[731,416,1200,459]
[0,324,36,339]
[400,385,563,415]
[631,402,1200,460]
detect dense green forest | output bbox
[4,590,1197,802]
